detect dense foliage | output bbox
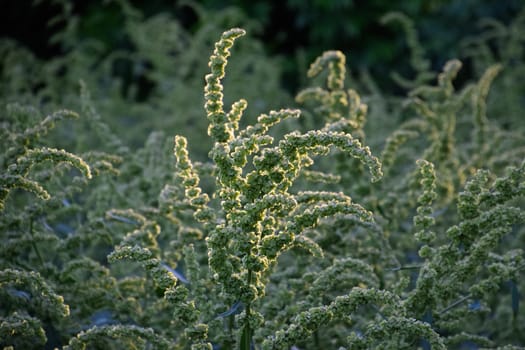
[1,1,524,349]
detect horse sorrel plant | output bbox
[1,11,524,350]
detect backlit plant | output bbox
[1,6,524,350]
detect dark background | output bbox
[1,0,523,92]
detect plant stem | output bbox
[241,269,253,350]
[439,294,471,314]
[29,219,44,266]
[227,314,235,350]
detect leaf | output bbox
[215,301,243,319]
[468,300,481,311]
[89,309,115,327]
[7,287,31,301]
[106,212,139,225]
[161,263,189,284]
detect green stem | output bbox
[226,314,235,350]
[439,294,471,314]
[241,269,253,350]
[29,219,44,266]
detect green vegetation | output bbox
[1,1,524,349]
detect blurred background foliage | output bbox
[1,0,524,157]
[2,0,523,89]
